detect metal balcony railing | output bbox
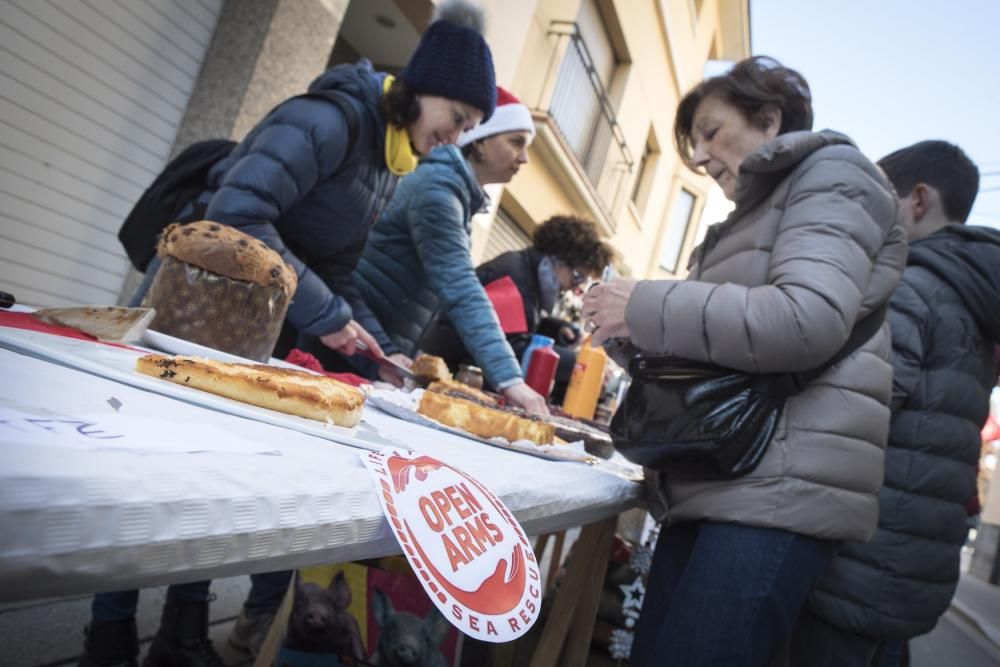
[539,21,633,226]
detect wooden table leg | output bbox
[560,517,616,666]
[534,532,551,564]
[529,516,617,667]
[547,530,567,586]
[254,574,294,667]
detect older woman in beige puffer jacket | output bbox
[583,57,907,667]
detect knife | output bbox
[354,340,421,385]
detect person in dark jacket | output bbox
[354,88,552,413]
[129,0,497,381]
[419,214,612,401]
[89,4,497,666]
[789,141,1000,667]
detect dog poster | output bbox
[267,558,460,667]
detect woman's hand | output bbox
[320,320,383,358]
[582,279,637,345]
[378,353,413,387]
[503,382,550,416]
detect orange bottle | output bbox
[561,337,607,419]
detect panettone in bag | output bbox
[144,221,297,362]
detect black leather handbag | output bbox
[610,304,887,479]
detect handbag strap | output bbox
[783,302,889,394]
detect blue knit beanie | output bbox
[401,0,497,121]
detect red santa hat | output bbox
[458,86,535,146]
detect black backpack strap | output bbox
[784,301,889,392]
[118,138,237,271]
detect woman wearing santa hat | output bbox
[352,87,549,415]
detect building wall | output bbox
[2,0,745,308]
[0,0,225,308]
[472,0,748,279]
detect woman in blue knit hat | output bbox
[128,0,497,382]
[90,4,498,667]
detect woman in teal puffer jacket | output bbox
[354,88,548,414]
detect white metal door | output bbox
[481,208,531,264]
[0,0,222,307]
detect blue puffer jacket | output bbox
[197,60,399,337]
[354,145,522,388]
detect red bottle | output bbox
[525,345,560,400]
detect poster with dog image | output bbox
[273,558,460,667]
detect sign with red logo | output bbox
[361,450,541,641]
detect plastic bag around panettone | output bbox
[144,255,291,362]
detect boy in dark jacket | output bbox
[790,141,1000,666]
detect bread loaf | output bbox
[411,353,452,382]
[417,389,555,445]
[136,354,365,427]
[144,221,297,362]
[426,379,497,405]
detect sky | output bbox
[750,0,1000,230]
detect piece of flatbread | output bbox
[136,354,365,427]
[33,306,156,342]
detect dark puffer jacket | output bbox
[198,60,398,337]
[353,145,522,387]
[808,225,1000,639]
[476,248,546,333]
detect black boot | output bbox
[142,597,225,667]
[78,619,139,667]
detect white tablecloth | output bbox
[0,330,640,602]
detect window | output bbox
[630,130,660,215]
[659,188,697,273]
[543,5,633,224]
[553,0,620,161]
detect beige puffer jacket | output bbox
[625,131,907,542]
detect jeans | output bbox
[127,255,161,307]
[629,521,835,667]
[91,571,293,622]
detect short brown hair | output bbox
[532,215,612,277]
[380,77,421,129]
[674,56,813,168]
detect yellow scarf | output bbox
[383,75,418,176]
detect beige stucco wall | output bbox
[471,0,748,278]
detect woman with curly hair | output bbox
[420,214,612,397]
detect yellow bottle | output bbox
[562,337,607,419]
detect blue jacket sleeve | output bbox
[409,181,522,387]
[204,98,354,336]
